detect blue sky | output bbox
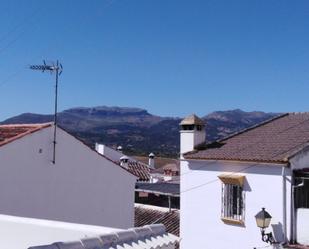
[0,0,308,120]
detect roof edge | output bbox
[287,142,309,162]
[218,113,288,143]
[183,157,289,166]
[56,124,138,179]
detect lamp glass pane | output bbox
[256,217,265,228]
[255,217,272,229]
[264,217,271,228]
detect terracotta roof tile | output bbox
[121,161,151,181]
[185,113,309,164]
[133,156,179,170]
[134,204,179,236]
[0,123,52,147]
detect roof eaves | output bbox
[135,188,180,197]
[286,142,309,162]
[184,156,289,166]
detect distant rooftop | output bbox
[0,123,52,147]
[135,203,179,237]
[133,156,178,169]
[135,182,180,197]
[127,161,151,182]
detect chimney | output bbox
[117,145,123,152]
[95,143,104,155]
[148,152,155,169]
[180,114,205,158]
[120,155,129,169]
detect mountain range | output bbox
[1,107,279,157]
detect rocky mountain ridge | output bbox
[1,106,279,157]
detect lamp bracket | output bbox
[261,229,277,244]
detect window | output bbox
[219,174,245,225]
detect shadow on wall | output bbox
[272,222,285,244]
[188,160,284,176]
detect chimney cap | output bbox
[180,114,204,126]
[149,152,155,158]
[120,155,129,161]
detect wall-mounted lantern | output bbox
[255,208,276,244]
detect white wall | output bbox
[0,126,136,229]
[180,159,291,249]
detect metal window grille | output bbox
[294,177,309,208]
[221,183,245,221]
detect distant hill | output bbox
[1,106,279,157]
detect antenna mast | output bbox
[30,60,63,164]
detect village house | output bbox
[180,113,309,249]
[95,143,151,182]
[0,123,136,229]
[134,155,180,182]
[95,144,180,209]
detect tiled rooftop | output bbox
[28,224,179,249]
[0,123,52,147]
[135,204,179,237]
[185,113,309,164]
[133,156,179,169]
[126,161,151,182]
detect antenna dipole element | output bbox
[29,60,63,164]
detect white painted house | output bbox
[180,113,309,249]
[0,123,136,229]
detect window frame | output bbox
[218,175,246,225]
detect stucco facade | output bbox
[0,126,136,229]
[180,159,292,249]
[179,113,309,248]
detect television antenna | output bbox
[29,60,63,164]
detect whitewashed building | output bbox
[180,113,309,249]
[0,123,136,229]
